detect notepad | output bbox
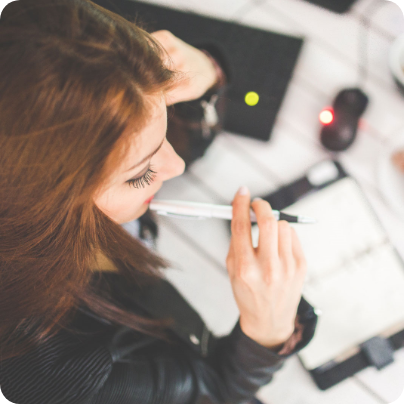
[252,176,404,370]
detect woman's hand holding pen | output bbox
[226,186,308,349]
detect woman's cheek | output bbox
[116,187,148,222]
[97,187,144,224]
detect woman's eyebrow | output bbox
[125,138,165,172]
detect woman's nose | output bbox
[159,140,186,181]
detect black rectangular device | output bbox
[92,0,304,141]
[303,0,357,13]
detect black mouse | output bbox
[320,88,369,152]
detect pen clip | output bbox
[156,211,207,221]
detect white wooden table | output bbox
[135,0,404,402]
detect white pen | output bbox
[149,200,316,224]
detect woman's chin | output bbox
[134,204,150,220]
[118,204,149,225]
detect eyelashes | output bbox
[127,167,157,189]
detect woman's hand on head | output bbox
[151,30,217,105]
[226,187,307,349]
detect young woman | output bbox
[0,1,317,403]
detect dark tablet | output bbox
[93,0,304,141]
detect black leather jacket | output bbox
[1,271,317,404]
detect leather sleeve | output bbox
[88,307,316,404]
[1,307,316,404]
[1,268,317,404]
[86,323,283,404]
[83,276,318,404]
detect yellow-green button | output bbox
[245,91,259,106]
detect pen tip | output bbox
[298,216,317,224]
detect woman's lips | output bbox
[144,195,154,204]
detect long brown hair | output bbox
[0,0,178,360]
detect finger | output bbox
[226,236,236,278]
[278,221,294,273]
[251,198,278,261]
[291,228,307,271]
[231,186,254,261]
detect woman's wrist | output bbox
[199,49,227,90]
[239,319,295,350]
[277,317,305,355]
[257,330,294,350]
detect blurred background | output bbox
[99,0,404,403]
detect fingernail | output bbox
[237,186,249,195]
[252,197,263,202]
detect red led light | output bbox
[319,109,334,125]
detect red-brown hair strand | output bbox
[0,0,178,360]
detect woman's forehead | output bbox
[120,95,167,172]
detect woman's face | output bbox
[94,94,185,224]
